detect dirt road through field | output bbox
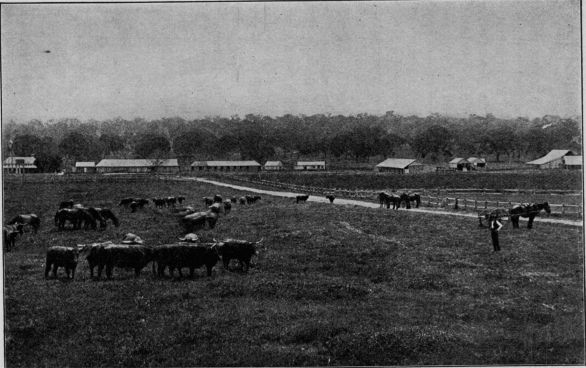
[182,177,583,227]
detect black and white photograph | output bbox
[1,1,583,366]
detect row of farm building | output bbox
[3,150,582,174]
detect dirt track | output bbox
[184,177,583,227]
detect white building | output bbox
[294,161,326,171]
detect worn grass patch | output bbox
[3,177,584,366]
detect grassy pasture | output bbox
[3,178,585,366]
[237,170,583,191]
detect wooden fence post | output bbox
[561,204,565,215]
[474,200,477,210]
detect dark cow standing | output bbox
[203,197,214,207]
[296,195,309,204]
[94,244,154,279]
[3,224,22,252]
[213,194,223,203]
[54,208,97,230]
[152,198,166,208]
[239,197,247,205]
[154,243,219,277]
[130,199,149,213]
[230,197,238,203]
[80,241,114,278]
[119,198,135,207]
[177,196,186,205]
[326,195,336,203]
[246,195,261,204]
[223,200,232,215]
[216,238,263,272]
[208,203,222,214]
[59,200,74,209]
[165,197,177,207]
[45,246,79,279]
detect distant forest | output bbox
[1,112,582,172]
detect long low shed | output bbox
[191,161,261,172]
[96,159,179,174]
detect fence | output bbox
[223,175,583,217]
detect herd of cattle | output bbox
[5,193,270,280]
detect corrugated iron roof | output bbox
[563,155,582,166]
[75,162,96,167]
[264,161,283,166]
[375,158,417,169]
[296,161,326,166]
[190,160,261,167]
[449,158,469,164]
[96,159,178,167]
[527,150,574,165]
[467,157,486,164]
[3,156,36,165]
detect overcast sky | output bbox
[1,1,581,122]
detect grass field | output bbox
[235,170,583,191]
[3,178,585,366]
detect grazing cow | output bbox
[7,214,40,233]
[216,238,263,272]
[119,198,135,207]
[59,200,74,209]
[93,244,154,279]
[3,225,21,252]
[54,208,96,230]
[239,196,247,205]
[172,206,196,217]
[203,197,214,207]
[326,194,336,203]
[177,196,186,205]
[296,195,309,204]
[165,197,177,207]
[181,211,218,232]
[230,197,238,203]
[208,203,222,214]
[78,241,114,278]
[152,198,166,208]
[153,243,219,278]
[245,195,261,204]
[45,246,79,279]
[223,200,232,215]
[213,194,223,203]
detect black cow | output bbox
[203,197,214,207]
[153,243,219,277]
[130,199,149,213]
[181,211,219,232]
[239,196,247,205]
[93,244,154,279]
[152,198,166,208]
[213,194,223,203]
[296,195,309,204]
[165,197,177,207]
[80,241,114,278]
[246,195,261,204]
[119,198,135,207]
[3,224,22,252]
[208,203,222,214]
[216,238,263,272]
[326,195,335,203]
[59,199,74,209]
[223,200,232,215]
[230,197,238,203]
[45,246,79,279]
[177,196,186,205]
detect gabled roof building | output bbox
[96,159,179,174]
[191,160,261,172]
[375,158,423,174]
[527,150,576,169]
[3,156,37,174]
[294,161,326,171]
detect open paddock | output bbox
[3,177,584,366]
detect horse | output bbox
[401,192,421,209]
[94,208,119,228]
[7,214,40,233]
[509,202,551,229]
[378,192,392,209]
[54,209,97,231]
[3,224,22,252]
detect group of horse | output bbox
[55,201,119,231]
[378,191,421,210]
[479,202,551,229]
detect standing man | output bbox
[489,214,503,252]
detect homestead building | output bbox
[264,161,285,171]
[3,156,37,174]
[75,162,96,173]
[191,160,261,172]
[449,158,472,171]
[526,149,577,169]
[294,161,326,171]
[563,155,582,170]
[374,158,424,174]
[96,159,179,174]
[467,157,487,169]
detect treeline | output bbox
[1,112,581,172]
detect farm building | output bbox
[467,157,487,169]
[526,150,576,169]
[75,162,96,173]
[96,159,179,174]
[294,161,326,171]
[375,158,424,174]
[191,160,261,172]
[264,161,285,171]
[449,158,472,171]
[3,156,37,174]
[563,155,582,170]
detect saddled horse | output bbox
[7,214,40,233]
[509,202,551,229]
[401,192,421,209]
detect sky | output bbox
[0,0,582,122]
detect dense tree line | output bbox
[1,112,581,172]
